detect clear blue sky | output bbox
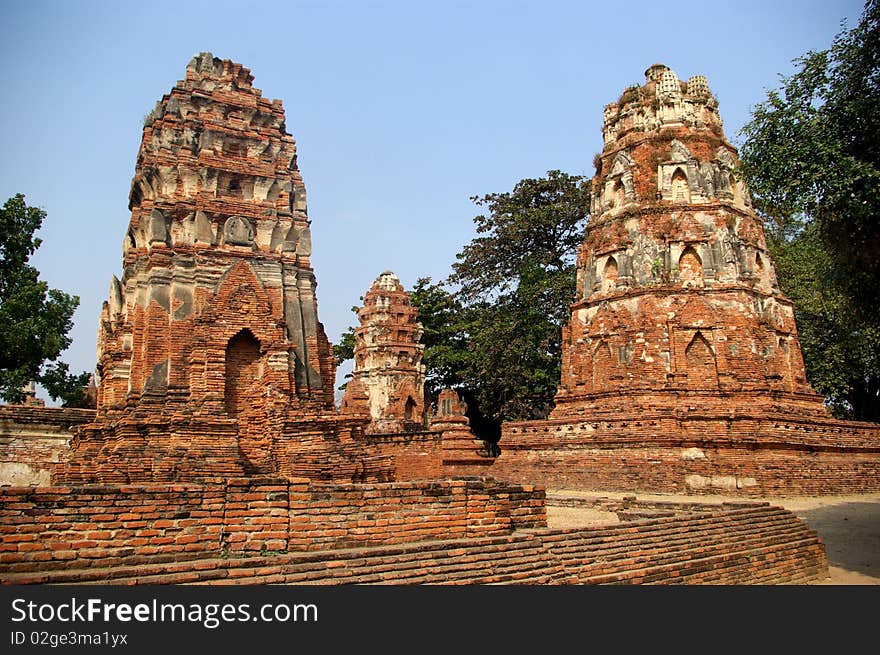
[0,0,865,400]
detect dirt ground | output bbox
[546,490,880,585]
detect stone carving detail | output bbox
[223,215,255,245]
[149,209,168,244]
[603,151,637,209]
[195,210,213,244]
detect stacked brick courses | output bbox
[1,493,825,585]
[340,271,428,432]
[0,57,842,586]
[0,477,545,577]
[56,53,386,484]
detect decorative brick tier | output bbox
[1,500,826,585]
[495,63,880,495]
[60,53,382,483]
[341,271,428,432]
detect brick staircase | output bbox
[2,505,827,585]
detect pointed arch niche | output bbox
[404,396,417,422]
[671,168,691,203]
[602,256,619,293]
[225,328,263,418]
[678,246,703,287]
[684,330,718,388]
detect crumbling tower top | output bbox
[61,53,350,483]
[340,271,428,433]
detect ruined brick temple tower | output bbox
[496,64,880,495]
[553,63,821,419]
[340,271,428,432]
[58,53,387,483]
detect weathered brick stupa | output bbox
[58,53,390,483]
[340,271,428,432]
[493,64,880,496]
[556,63,817,418]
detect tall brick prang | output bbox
[493,64,880,496]
[552,63,821,418]
[58,53,387,483]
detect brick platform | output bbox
[1,495,826,585]
[0,476,544,577]
[494,406,880,495]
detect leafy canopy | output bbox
[738,0,880,309]
[446,170,590,427]
[0,194,91,406]
[739,0,880,420]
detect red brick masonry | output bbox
[1,486,826,585]
[494,406,880,495]
[0,476,544,577]
[0,406,95,486]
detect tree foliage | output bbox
[0,194,90,405]
[769,223,880,421]
[446,170,590,428]
[739,0,880,304]
[450,170,591,302]
[408,277,469,397]
[332,306,359,365]
[739,0,880,420]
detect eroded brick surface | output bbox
[433,389,497,468]
[0,477,545,575]
[0,407,94,486]
[0,488,825,586]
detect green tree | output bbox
[739,0,880,420]
[769,224,880,421]
[408,277,469,397]
[0,194,90,406]
[448,170,591,427]
[332,171,590,436]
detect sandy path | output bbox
[546,490,880,585]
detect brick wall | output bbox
[361,431,444,480]
[0,476,545,577]
[0,406,95,486]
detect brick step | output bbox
[113,537,553,586]
[545,515,815,560]
[562,534,823,584]
[542,505,793,539]
[577,537,826,585]
[667,546,827,585]
[544,514,818,574]
[6,533,542,585]
[540,507,813,550]
[2,509,825,586]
